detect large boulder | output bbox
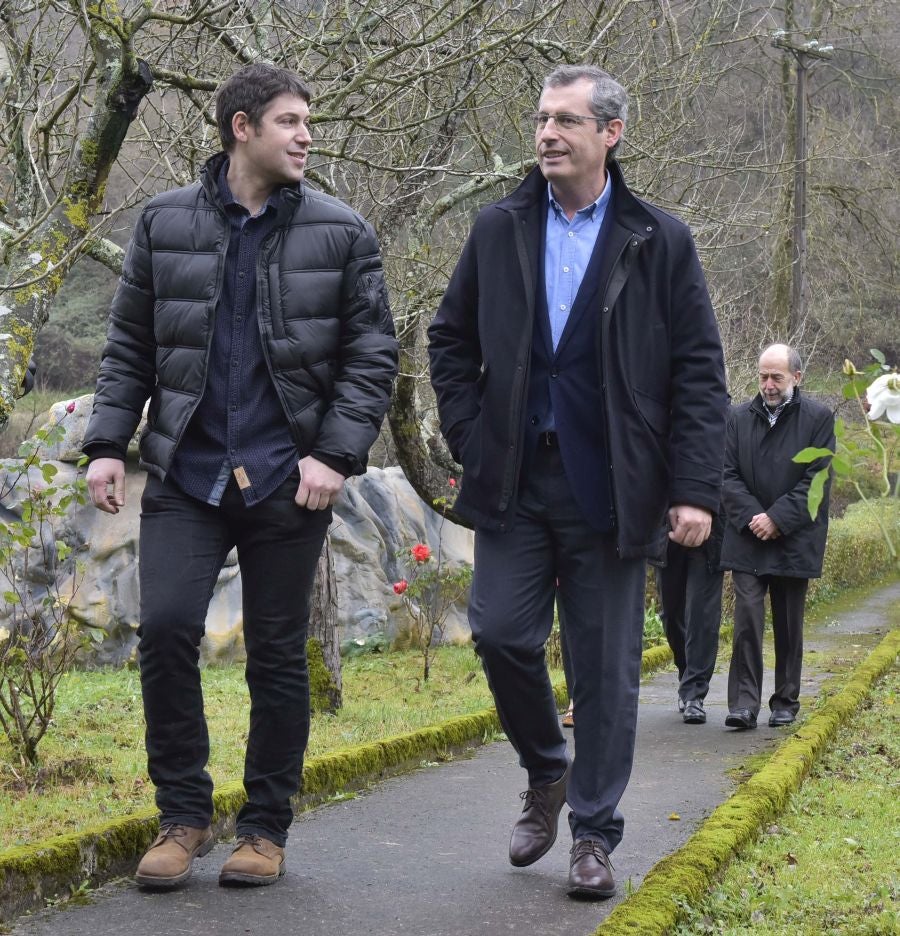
[0,397,474,664]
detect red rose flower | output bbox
[65,401,76,413]
[411,543,431,563]
[393,579,408,595]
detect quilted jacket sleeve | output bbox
[82,210,157,460]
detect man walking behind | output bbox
[656,507,725,725]
[428,65,727,898]
[721,344,834,730]
[83,63,397,889]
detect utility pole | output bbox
[771,31,833,333]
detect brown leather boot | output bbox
[218,834,286,886]
[135,824,214,889]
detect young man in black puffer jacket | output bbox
[83,63,397,890]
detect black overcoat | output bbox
[427,162,728,560]
[719,390,835,578]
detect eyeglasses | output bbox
[530,112,607,131]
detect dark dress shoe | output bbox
[683,699,706,724]
[568,838,615,899]
[768,709,796,727]
[509,761,571,867]
[725,709,757,729]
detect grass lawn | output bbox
[0,645,518,849]
[674,666,900,936]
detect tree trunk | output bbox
[308,534,342,712]
[0,5,152,428]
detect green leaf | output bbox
[41,463,58,483]
[869,348,886,365]
[841,379,867,401]
[830,454,851,476]
[792,447,834,464]
[834,418,846,439]
[807,468,829,521]
[3,591,18,605]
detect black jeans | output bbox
[138,471,330,845]
[469,445,646,853]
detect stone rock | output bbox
[0,400,474,664]
[34,394,145,463]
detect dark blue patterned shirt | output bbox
[168,160,298,506]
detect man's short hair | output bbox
[216,64,311,151]
[542,65,628,157]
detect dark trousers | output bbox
[655,542,723,702]
[469,445,646,853]
[728,571,808,717]
[138,471,330,846]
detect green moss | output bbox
[593,626,900,935]
[307,637,340,714]
[641,643,673,676]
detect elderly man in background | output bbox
[720,344,834,729]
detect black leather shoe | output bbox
[508,761,570,867]
[725,708,757,729]
[683,699,706,724]
[568,839,615,899]
[768,709,796,727]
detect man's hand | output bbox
[86,458,126,514]
[295,456,345,510]
[749,512,780,540]
[668,505,713,547]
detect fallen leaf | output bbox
[668,813,681,821]
[785,853,798,865]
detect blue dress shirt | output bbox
[544,175,612,351]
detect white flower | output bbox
[866,372,900,424]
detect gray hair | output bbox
[542,65,628,157]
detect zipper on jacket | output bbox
[598,233,641,553]
[499,214,539,514]
[255,226,306,452]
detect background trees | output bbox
[0,0,896,509]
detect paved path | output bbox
[12,583,898,936]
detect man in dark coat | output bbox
[655,508,725,725]
[428,64,727,898]
[83,64,397,889]
[720,344,834,729]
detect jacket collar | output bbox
[199,152,304,222]
[496,159,657,235]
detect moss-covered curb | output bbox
[0,644,668,924]
[592,625,900,936]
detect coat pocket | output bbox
[633,387,670,436]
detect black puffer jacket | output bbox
[83,153,398,477]
[719,389,835,579]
